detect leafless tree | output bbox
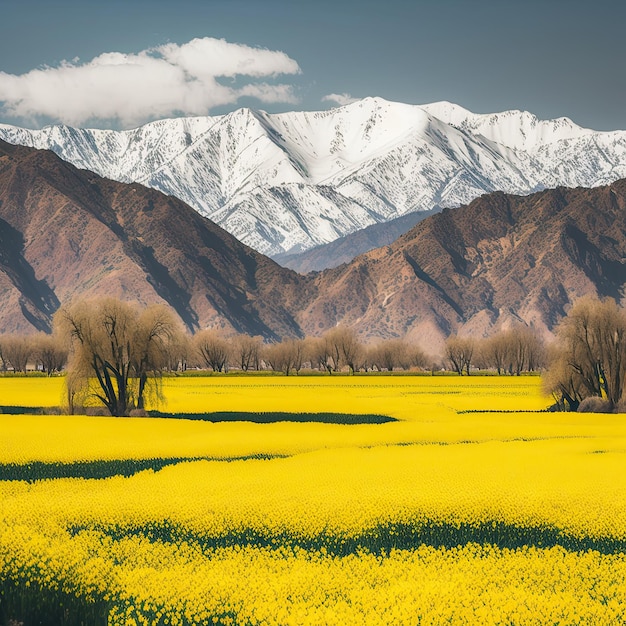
[308,336,335,374]
[524,328,546,373]
[321,328,343,373]
[131,305,184,409]
[479,332,510,374]
[163,331,191,372]
[477,328,546,375]
[367,339,410,371]
[405,343,428,370]
[0,335,33,373]
[193,329,231,372]
[233,334,263,371]
[0,339,7,372]
[543,346,585,412]
[445,336,475,375]
[55,298,182,416]
[291,339,306,374]
[32,333,68,376]
[324,326,363,374]
[507,328,530,376]
[264,339,305,375]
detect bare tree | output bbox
[506,329,528,376]
[511,327,545,374]
[477,328,546,375]
[291,339,306,374]
[0,339,7,372]
[543,345,585,412]
[405,343,428,370]
[308,336,335,374]
[325,326,363,374]
[194,329,231,372]
[56,298,182,416]
[368,339,409,371]
[131,305,183,409]
[545,297,626,410]
[526,333,546,373]
[0,335,33,373]
[65,368,88,415]
[32,333,68,376]
[164,331,191,373]
[233,334,263,371]
[321,328,343,373]
[445,336,474,375]
[479,333,510,374]
[365,343,381,371]
[264,339,305,376]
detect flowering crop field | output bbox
[1,375,626,624]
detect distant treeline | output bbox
[2,295,624,415]
[0,320,546,377]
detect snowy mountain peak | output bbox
[419,101,475,125]
[422,101,593,151]
[1,98,625,257]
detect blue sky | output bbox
[0,0,624,130]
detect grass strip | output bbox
[76,519,626,558]
[0,455,285,482]
[146,410,395,423]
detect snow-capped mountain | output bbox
[1,97,626,256]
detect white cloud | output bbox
[0,38,301,128]
[322,93,359,107]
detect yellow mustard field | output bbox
[1,375,626,625]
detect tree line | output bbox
[0,334,69,376]
[196,328,429,376]
[0,311,547,381]
[446,299,626,413]
[444,327,546,377]
[1,295,624,415]
[0,297,547,417]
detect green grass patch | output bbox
[0,577,108,626]
[0,455,285,482]
[147,410,396,424]
[75,519,626,558]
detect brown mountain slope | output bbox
[0,139,307,336]
[1,138,625,356]
[299,184,626,352]
[272,209,439,273]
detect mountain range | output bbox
[1,138,624,354]
[0,139,305,338]
[3,97,626,262]
[303,184,626,350]
[273,209,439,273]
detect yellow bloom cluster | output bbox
[0,375,557,465]
[1,375,625,624]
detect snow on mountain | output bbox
[1,96,626,256]
[421,101,593,151]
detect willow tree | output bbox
[193,329,231,372]
[0,334,33,373]
[445,336,475,375]
[325,326,363,375]
[56,298,182,416]
[233,334,263,371]
[32,333,68,376]
[545,297,626,411]
[264,339,305,375]
[368,339,409,372]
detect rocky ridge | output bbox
[3,98,626,259]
